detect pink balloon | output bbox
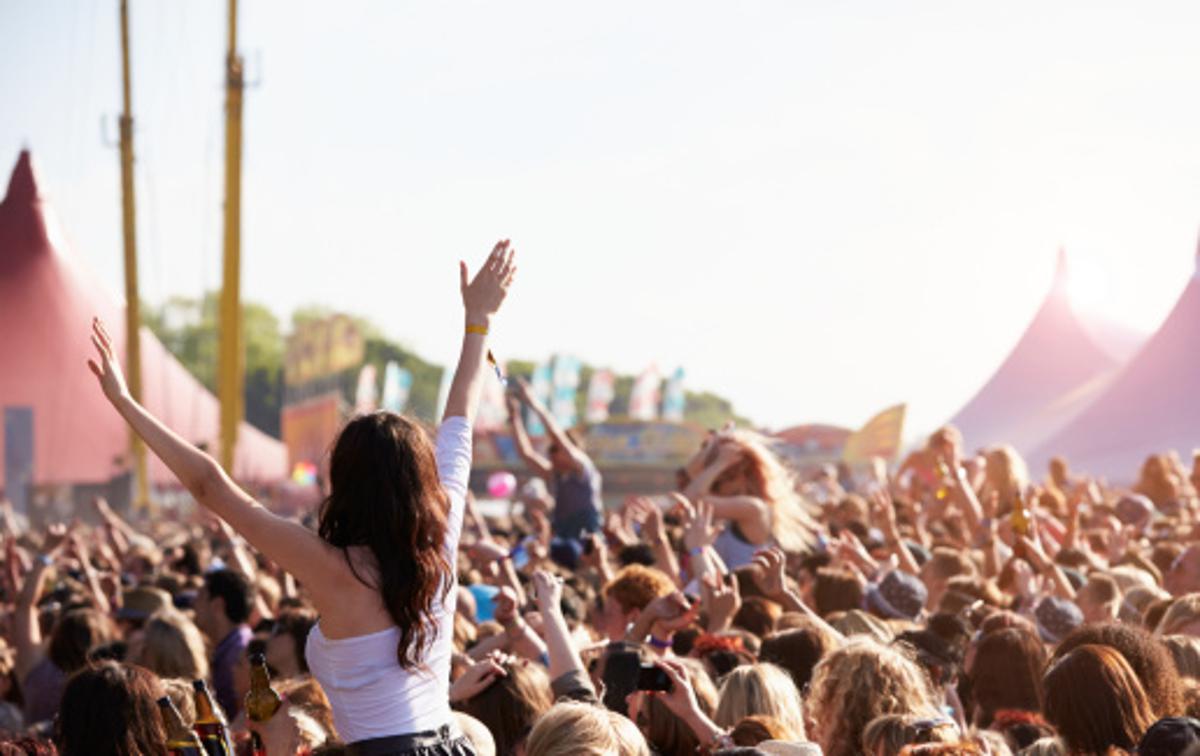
[487,471,517,499]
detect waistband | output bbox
[348,724,462,756]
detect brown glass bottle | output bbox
[191,679,234,756]
[245,652,282,723]
[158,696,204,756]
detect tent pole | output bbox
[118,0,150,510]
[218,0,244,474]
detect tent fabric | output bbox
[1030,248,1200,480]
[947,250,1138,455]
[0,150,286,489]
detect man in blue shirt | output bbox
[194,568,255,718]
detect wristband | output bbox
[648,635,672,650]
[36,554,53,568]
[689,546,705,557]
[466,324,489,335]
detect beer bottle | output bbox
[158,696,204,756]
[245,653,282,722]
[1011,492,1031,537]
[250,731,267,756]
[191,679,234,756]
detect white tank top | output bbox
[305,416,471,742]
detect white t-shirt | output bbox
[306,415,471,742]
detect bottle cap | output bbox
[250,652,266,665]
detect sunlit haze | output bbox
[4,1,1199,440]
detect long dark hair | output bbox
[317,412,452,670]
[54,661,166,756]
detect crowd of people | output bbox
[4,242,1200,754]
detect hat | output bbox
[1137,716,1200,756]
[1116,494,1156,528]
[548,537,583,570]
[117,586,173,622]
[866,569,928,621]
[1034,596,1083,644]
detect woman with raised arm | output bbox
[88,240,517,756]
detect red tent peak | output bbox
[3,150,41,206]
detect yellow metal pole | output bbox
[118,0,150,509]
[218,0,245,474]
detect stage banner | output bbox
[354,364,378,414]
[280,392,343,471]
[551,355,582,428]
[661,367,686,422]
[3,407,33,514]
[525,362,553,437]
[842,403,907,465]
[284,314,364,388]
[629,365,662,421]
[381,362,413,414]
[585,369,616,424]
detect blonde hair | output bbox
[861,713,958,755]
[1162,634,1200,679]
[1019,738,1066,756]
[806,638,938,756]
[132,609,209,681]
[525,701,649,756]
[984,445,1029,509]
[1157,594,1200,636]
[714,662,806,740]
[713,430,816,552]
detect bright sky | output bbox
[4,1,1200,439]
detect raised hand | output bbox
[461,240,517,325]
[751,547,788,600]
[449,652,511,703]
[86,319,129,403]
[681,497,724,553]
[701,573,741,633]
[532,569,563,614]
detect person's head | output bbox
[983,446,1029,503]
[459,660,553,756]
[866,570,928,622]
[730,715,792,747]
[1163,635,1200,680]
[454,712,497,756]
[1054,622,1185,717]
[1159,595,1200,638]
[806,637,938,756]
[1137,716,1200,756]
[861,713,960,756]
[733,597,782,639]
[927,426,963,461]
[128,609,209,681]
[964,627,1046,728]
[195,569,254,639]
[759,621,840,692]
[54,661,166,756]
[1139,454,1181,508]
[598,565,675,641]
[1043,643,1157,753]
[813,567,866,617]
[546,431,584,474]
[639,657,717,756]
[525,701,648,756]
[1075,574,1122,625]
[1048,457,1071,490]
[715,663,806,740]
[919,549,976,611]
[318,411,455,671]
[48,608,118,675]
[267,608,318,679]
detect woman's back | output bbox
[307,416,471,741]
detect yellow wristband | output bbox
[466,324,489,335]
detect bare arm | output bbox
[506,395,552,478]
[87,319,347,605]
[517,381,589,472]
[533,571,586,681]
[444,241,517,423]
[14,559,51,682]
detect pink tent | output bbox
[948,250,1140,454]
[1031,244,1200,480]
[0,150,286,491]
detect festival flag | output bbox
[354,364,378,414]
[525,362,553,437]
[585,369,616,424]
[551,354,582,428]
[841,403,907,465]
[629,364,662,421]
[380,361,413,414]
[661,367,686,422]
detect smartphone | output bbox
[636,663,673,692]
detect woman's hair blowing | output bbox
[317,412,452,670]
